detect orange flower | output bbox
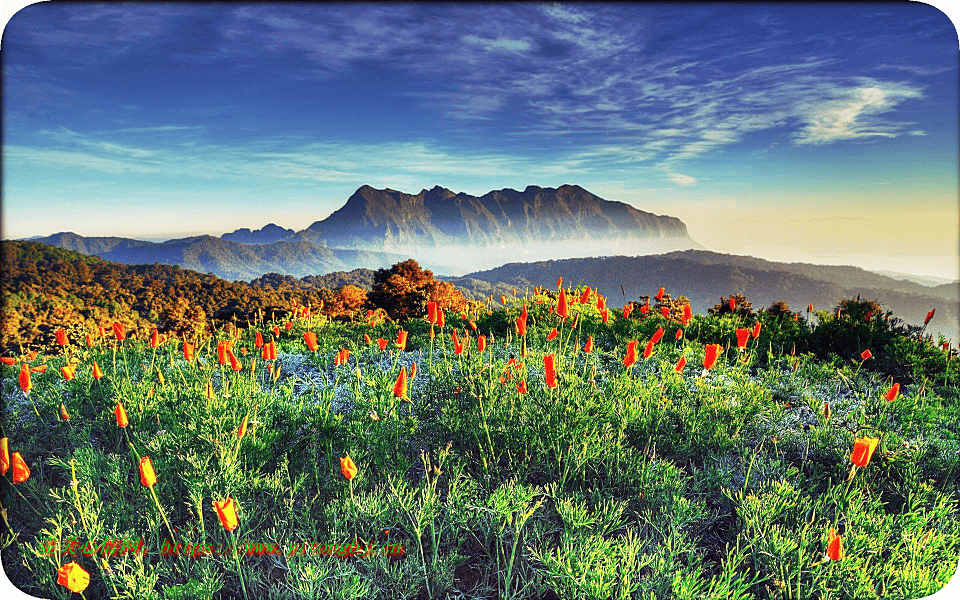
[429,325,435,339]
[227,350,242,372]
[217,341,228,364]
[556,288,569,319]
[112,322,126,341]
[377,338,388,350]
[547,327,559,341]
[427,301,438,324]
[675,329,683,340]
[583,336,593,353]
[924,309,935,325]
[752,322,762,338]
[860,349,872,361]
[0,437,9,475]
[728,297,736,311]
[437,308,446,328]
[61,363,78,381]
[826,528,844,561]
[18,364,31,393]
[579,287,591,304]
[643,340,654,359]
[477,336,486,352]
[213,497,239,531]
[410,362,417,379]
[544,354,558,388]
[304,331,318,352]
[285,321,293,331]
[31,364,48,373]
[640,302,649,315]
[85,332,94,347]
[660,307,670,319]
[808,303,814,312]
[182,342,195,363]
[12,452,30,484]
[340,454,358,480]
[273,326,281,337]
[556,276,563,288]
[60,403,70,421]
[884,383,900,402]
[656,286,665,301]
[393,367,408,399]
[623,304,632,319]
[255,331,264,348]
[396,330,408,350]
[515,315,527,336]
[517,379,528,394]
[675,355,687,373]
[596,295,606,311]
[57,561,90,593]
[501,295,507,305]
[682,305,692,326]
[115,402,129,428]
[736,328,750,349]
[237,415,249,438]
[601,309,609,324]
[139,456,157,487]
[703,344,722,371]
[851,437,880,467]
[150,329,159,348]
[91,361,103,379]
[55,329,68,346]
[651,327,664,345]
[623,341,639,368]
[0,357,15,365]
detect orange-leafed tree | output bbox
[368,259,468,320]
[324,285,368,320]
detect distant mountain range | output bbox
[30,184,702,278]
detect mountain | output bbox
[30,233,447,281]
[869,269,958,288]
[221,223,298,245]
[299,184,701,271]
[454,251,959,342]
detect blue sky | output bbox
[3,2,958,279]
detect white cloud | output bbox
[462,34,531,53]
[793,82,923,145]
[669,172,697,187]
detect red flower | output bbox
[860,349,873,361]
[596,295,606,311]
[213,497,239,531]
[703,344,722,371]
[729,297,736,311]
[180,341,194,362]
[115,402,129,427]
[377,338,388,350]
[273,326,281,337]
[851,437,879,467]
[285,321,293,331]
[11,452,29,484]
[31,364,47,373]
[660,306,670,319]
[396,330,408,350]
[517,380,528,394]
[556,288,570,319]
[651,327,664,345]
[139,456,157,487]
[675,329,683,340]
[643,340,654,359]
[623,341,639,368]
[601,309,609,324]
[675,355,687,373]
[884,383,899,402]
[736,328,750,349]
[112,322,126,341]
[501,295,507,305]
[752,322,762,338]
[92,361,104,379]
[682,305,692,326]
[150,329,159,348]
[925,308,935,324]
[583,336,593,353]
[227,350,242,372]
[656,286,665,301]
[304,332,318,352]
[437,308,446,328]
[515,310,528,336]
[393,367,408,399]
[808,303,814,312]
[1,357,15,366]
[478,335,486,352]
[255,331,264,348]
[544,354,558,388]
[217,341,228,365]
[865,312,872,322]
[55,329,68,346]
[18,364,31,393]
[427,301,438,324]
[556,276,563,288]
[579,287,591,304]
[623,304,632,319]
[826,528,844,561]
[547,327,559,341]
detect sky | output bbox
[3,2,959,280]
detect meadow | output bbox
[1,281,958,599]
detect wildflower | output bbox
[426,301,437,324]
[237,415,249,438]
[226,350,241,372]
[860,349,873,361]
[556,276,563,287]
[808,304,814,312]
[661,306,670,318]
[865,312,872,322]
[583,336,593,353]
[57,561,90,593]
[729,297,736,311]
[826,528,844,561]
[675,355,687,373]
[682,305,692,326]
[255,331,264,348]
[31,364,47,373]
[643,340,654,359]
[217,341,228,365]
[273,326,281,337]
[884,383,900,402]
[139,456,158,487]
[824,402,831,420]
[925,309,935,324]
[544,354,558,388]
[150,329,159,348]
[410,362,417,379]
[851,437,880,467]
[517,380,528,394]
[501,295,507,305]
[752,322,762,338]
[477,336,486,352]
[55,329,68,346]
[437,308,446,328]
[212,497,239,531]
[736,328,750,349]
[0,357,15,365]
[0,438,8,475]
[396,330,408,350]
[61,363,78,381]
[60,404,70,421]
[113,322,126,341]
[115,402,129,428]
[547,328,558,341]
[675,329,683,340]
[579,287,591,304]
[18,364,31,393]
[703,344,722,371]
[596,295,606,311]
[304,331,318,352]
[340,454,358,480]
[393,367,408,399]
[429,325,435,339]
[556,288,569,319]
[623,341,639,368]
[515,314,528,336]
[285,321,293,331]
[601,309,609,324]
[85,333,93,347]
[469,320,477,331]
[12,452,30,484]
[656,286,665,301]
[623,304,632,319]
[651,327,665,345]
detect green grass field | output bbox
[1,286,958,599]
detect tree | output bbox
[367,259,467,320]
[325,285,368,320]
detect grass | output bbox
[1,286,958,599]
